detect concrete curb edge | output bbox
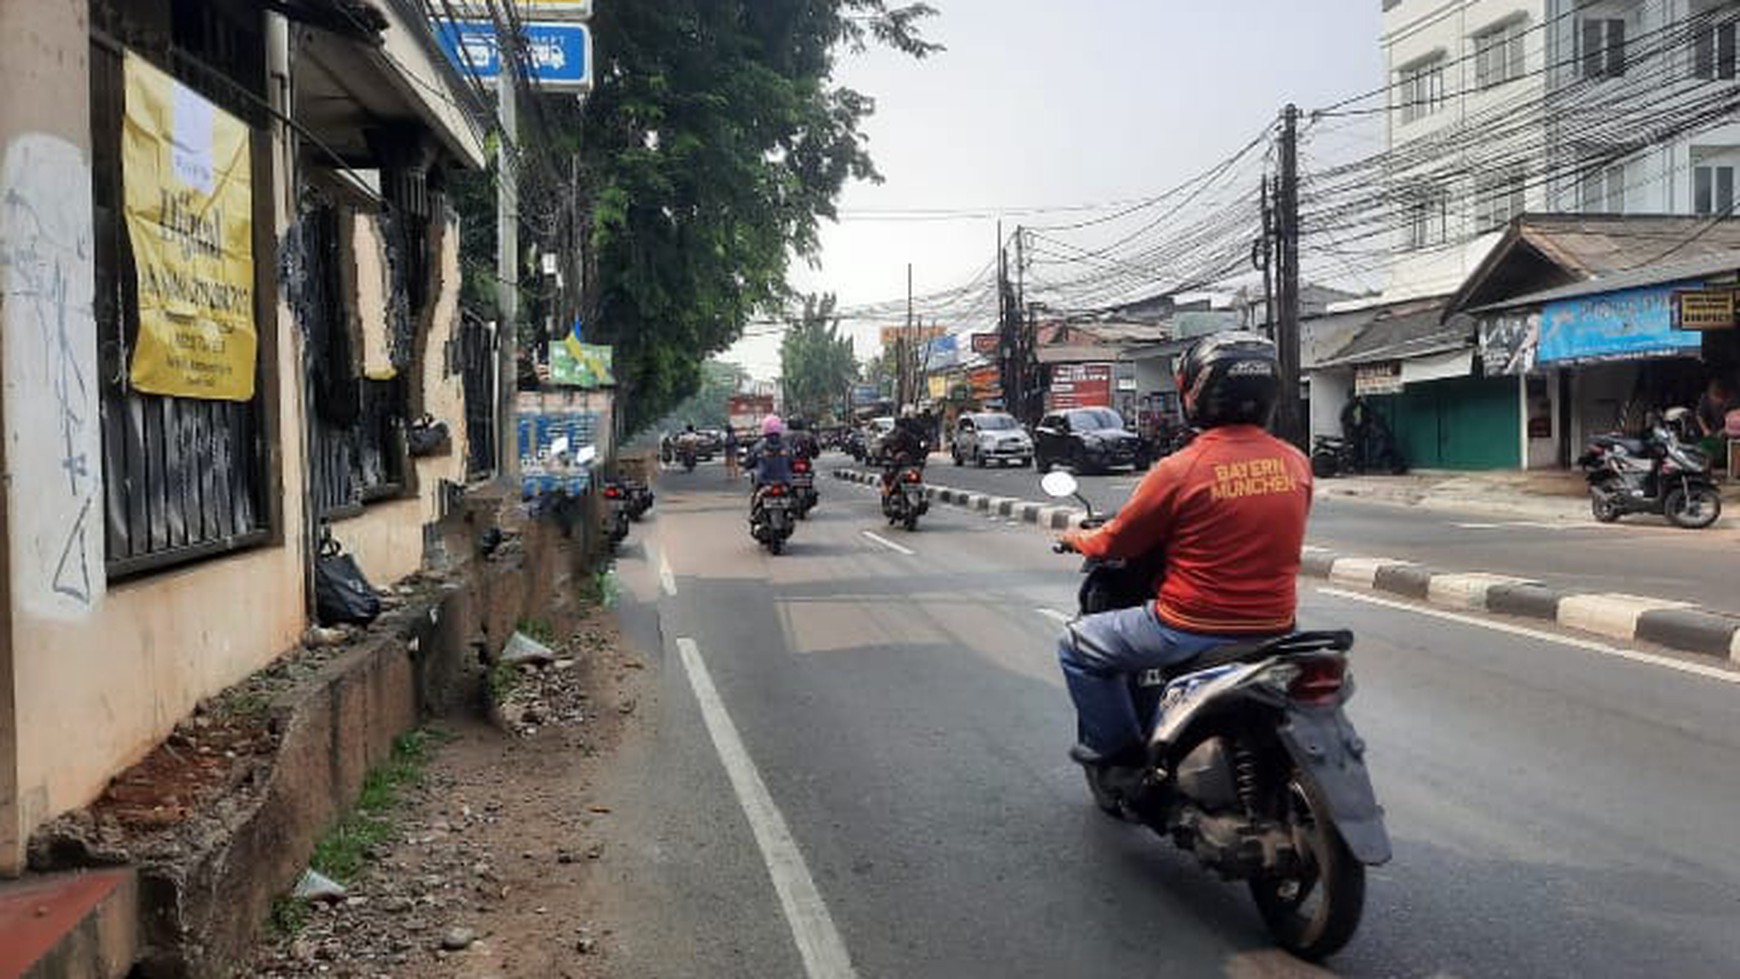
[833,467,1740,664]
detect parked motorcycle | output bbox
[1041,470,1389,960]
[1577,409,1722,529]
[881,464,928,531]
[791,456,819,519]
[1310,434,1406,479]
[620,478,655,522]
[750,482,796,554]
[601,482,632,552]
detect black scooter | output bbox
[1578,413,1722,529]
[880,463,928,531]
[1042,471,1389,961]
[1310,433,1406,479]
[750,482,796,554]
[601,482,631,552]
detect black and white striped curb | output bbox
[833,468,1086,530]
[1303,547,1740,663]
[834,468,1740,665]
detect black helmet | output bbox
[788,415,809,431]
[1176,331,1281,429]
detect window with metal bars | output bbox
[89,0,274,579]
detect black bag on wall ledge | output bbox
[315,538,382,626]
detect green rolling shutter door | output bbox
[1373,376,1518,470]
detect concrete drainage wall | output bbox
[31,506,595,979]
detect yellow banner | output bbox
[123,53,256,401]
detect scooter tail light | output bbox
[603,486,622,499]
[1288,656,1347,706]
[903,469,922,483]
[793,459,811,473]
[765,484,786,497]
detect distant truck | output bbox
[727,393,777,438]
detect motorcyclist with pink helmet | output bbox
[748,414,794,491]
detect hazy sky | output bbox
[727,1,1386,378]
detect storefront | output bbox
[1477,278,1718,468]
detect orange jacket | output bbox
[1074,425,1311,635]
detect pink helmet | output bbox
[761,414,785,436]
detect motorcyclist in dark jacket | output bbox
[786,416,820,461]
[878,405,930,496]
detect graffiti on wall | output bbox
[1,134,103,618]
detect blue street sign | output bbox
[436,20,593,92]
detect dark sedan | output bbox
[1034,407,1145,473]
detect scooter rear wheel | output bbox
[1591,493,1622,523]
[1248,774,1365,961]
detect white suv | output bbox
[952,412,1033,468]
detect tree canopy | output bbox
[659,359,749,431]
[576,1,939,431]
[780,294,858,422]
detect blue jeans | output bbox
[1057,606,1241,757]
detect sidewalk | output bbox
[1315,468,1740,532]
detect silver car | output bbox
[952,412,1033,468]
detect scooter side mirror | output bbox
[1041,471,1079,499]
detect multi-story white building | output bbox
[1380,0,1740,300]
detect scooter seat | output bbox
[1161,629,1354,680]
[1590,434,1647,455]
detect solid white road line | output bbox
[1315,586,1740,685]
[1036,607,1074,625]
[657,549,677,596]
[675,638,858,978]
[860,530,916,556]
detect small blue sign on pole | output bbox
[436,20,593,93]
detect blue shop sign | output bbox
[1538,282,1704,364]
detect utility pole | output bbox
[1257,174,1274,338]
[900,262,914,407]
[1014,227,1027,423]
[495,53,520,479]
[1275,103,1303,448]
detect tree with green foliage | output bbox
[574,1,940,432]
[780,295,858,422]
[660,360,749,431]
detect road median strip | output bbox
[833,467,1740,665]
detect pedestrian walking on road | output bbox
[724,427,741,482]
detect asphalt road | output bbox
[585,458,1740,978]
[902,452,1740,614]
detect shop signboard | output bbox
[969,366,1001,400]
[1478,313,1540,376]
[1539,283,1704,364]
[1353,361,1403,396]
[923,333,961,369]
[970,333,1000,356]
[436,20,593,92]
[879,323,948,347]
[1671,288,1740,331]
[1047,362,1114,410]
[850,383,881,406]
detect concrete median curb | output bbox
[833,467,1740,664]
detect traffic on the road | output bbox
[608,335,1740,977]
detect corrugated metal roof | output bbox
[1316,298,1474,368]
[1468,250,1740,312]
[1516,215,1740,275]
